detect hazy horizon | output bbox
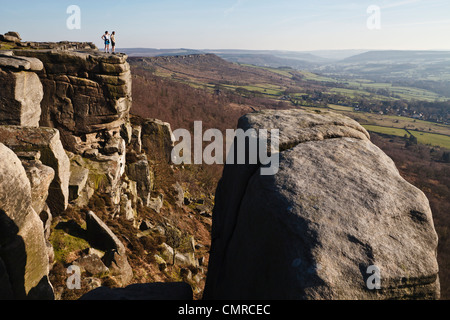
[2,0,450,51]
[116,47,450,52]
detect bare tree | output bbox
[165,227,181,266]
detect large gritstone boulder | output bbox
[0,126,70,215]
[204,109,440,300]
[0,143,53,299]
[0,53,44,127]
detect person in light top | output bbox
[111,31,116,54]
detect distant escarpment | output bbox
[204,109,440,300]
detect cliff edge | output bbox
[0,33,198,300]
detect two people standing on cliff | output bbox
[101,31,116,54]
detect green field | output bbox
[241,84,283,95]
[327,104,355,112]
[409,131,450,149]
[343,81,445,102]
[330,87,372,98]
[363,125,450,149]
[362,125,409,138]
[299,71,339,83]
[241,64,294,78]
[350,113,450,136]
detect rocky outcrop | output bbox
[13,49,132,142]
[0,143,53,299]
[124,118,177,213]
[0,31,95,50]
[204,109,440,300]
[0,53,44,127]
[69,164,89,202]
[73,251,109,277]
[0,32,21,43]
[67,148,126,211]
[86,211,133,286]
[131,117,175,163]
[126,154,154,207]
[0,126,71,215]
[7,49,134,213]
[1,44,175,218]
[0,36,186,300]
[161,243,199,268]
[20,152,55,215]
[0,43,135,216]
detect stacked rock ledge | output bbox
[0,36,180,299]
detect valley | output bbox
[129,53,450,299]
[128,53,450,149]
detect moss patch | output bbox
[49,224,90,264]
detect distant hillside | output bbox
[121,48,450,81]
[213,53,315,69]
[122,48,328,62]
[316,50,450,84]
[206,49,329,63]
[121,48,206,57]
[121,48,331,70]
[305,49,369,61]
[342,50,450,64]
[129,54,296,87]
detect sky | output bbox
[1,0,450,51]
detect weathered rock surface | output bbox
[132,117,175,163]
[5,32,21,40]
[204,109,440,300]
[0,126,70,214]
[69,164,89,201]
[13,50,132,143]
[1,46,158,218]
[130,124,142,153]
[0,32,21,43]
[120,194,135,222]
[0,54,43,72]
[68,150,125,210]
[73,253,109,277]
[86,211,133,286]
[13,41,97,51]
[0,143,53,299]
[126,155,154,207]
[39,205,53,240]
[21,158,55,215]
[79,282,193,300]
[0,54,44,127]
[171,182,184,208]
[161,243,198,268]
[120,175,138,222]
[149,194,164,214]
